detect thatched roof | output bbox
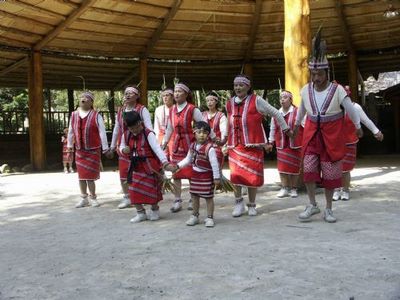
[0,0,399,90]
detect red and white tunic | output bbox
[110,104,153,181]
[226,94,289,187]
[296,82,361,189]
[68,109,109,180]
[62,135,74,164]
[154,104,172,158]
[120,128,168,205]
[178,142,220,199]
[202,111,227,168]
[269,105,303,175]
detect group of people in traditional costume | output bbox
[65,31,383,226]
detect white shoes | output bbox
[247,205,257,216]
[323,208,337,223]
[290,188,298,198]
[232,199,245,217]
[298,204,320,222]
[332,188,342,201]
[204,217,215,227]
[186,215,199,226]
[130,212,147,223]
[90,198,100,207]
[69,168,74,173]
[118,195,131,209]
[64,168,68,174]
[147,210,160,221]
[75,196,89,208]
[170,200,182,213]
[277,187,290,198]
[341,191,350,201]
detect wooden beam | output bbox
[108,90,116,127]
[113,68,138,91]
[28,51,46,171]
[335,0,358,101]
[139,58,148,106]
[283,0,310,106]
[143,0,182,57]
[6,0,66,20]
[67,89,75,118]
[33,0,97,51]
[0,57,28,76]
[244,0,262,61]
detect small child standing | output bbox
[62,127,74,173]
[175,121,221,227]
[120,111,175,223]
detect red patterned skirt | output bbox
[342,143,357,173]
[228,145,264,187]
[277,147,302,175]
[75,148,101,180]
[128,164,162,205]
[190,169,214,198]
[117,149,130,181]
[62,150,74,164]
[171,148,192,180]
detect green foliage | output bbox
[0,88,28,111]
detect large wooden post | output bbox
[284,0,310,106]
[108,90,116,126]
[139,58,148,107]
[28,51,46,171]
[348,51,358,101]
[243,63,254,79]
[67,89,74,119]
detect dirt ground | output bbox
[1,155,399,300]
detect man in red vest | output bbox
[294,29,363,223]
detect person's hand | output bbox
[122,146,130,154]
[164,163,177,172]
[222,145,228,156]
[356,127,364,138]
[264,143,273,153]
[105,150,114,159]
[67,147,73,152]
[285,129,294,138]
[374,131,384,142]
[216,137,227,147]
[214,179,221,189]
[161,142,167,150]
[292,125,299,138]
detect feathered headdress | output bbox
[308,26,329,70]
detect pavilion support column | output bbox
[28,51,46,171]
[243,63,253,79]
[139,58,148,107]
[108,90,116,126]
[348,51,359,101]
[284,0,310,106]
[67,89,74,119]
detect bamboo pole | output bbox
[28,51,46,171]
[284,0,310,106]
[139,58,148,107]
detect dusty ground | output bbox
[0,155,399,300]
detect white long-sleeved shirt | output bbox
[163,101,216,144]
[269,106,306,143]
[110,106,153,149]
[119,131,168,165]
[67,109,109,151]
[177,143,220,179]
[154,104,171,139]
[353,102,380,134]
[203,111,228,138]
[295,84,361,129]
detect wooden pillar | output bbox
[108,90,116,126]
[243,63,254,79]
[67,89,74,119]
[139,58,148,107]
[348,51,358,102]
[284,0,310,106]
[28,51,46,171]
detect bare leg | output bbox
[290,174,299,189]
[87,180,96,197]
[305,182,317,206]
[79,180,88,195]
[121,179,129,195]
[206,197,214,218]
[325,188,334,209]
[248,187,257,204]
[342,172,351,192]
[191,195,200,215]
[279,173,290,188]
[174,179,182,199]
[233,185,242,199]
[134,204,144,212]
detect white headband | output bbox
[175,83,190,93]
[81,91,94,101]
[125,87,139,95]
[206,95,219,102]
[161,89,174,96]
[234,76,251,86]
[280,91,293,99]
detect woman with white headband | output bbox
[109,85,153,209]
[154,87,174,158]
[202,91,227,169]
[226,75,292,217]
[67,91,110,208]
[162,82,215,213]
[267,90,304,198]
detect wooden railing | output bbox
[0,110,114,134]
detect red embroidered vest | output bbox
[116,104,145,147]
[191,142,213,171]
[170,103,195,153]
[273,106,303,149]
[71,110,101,150]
